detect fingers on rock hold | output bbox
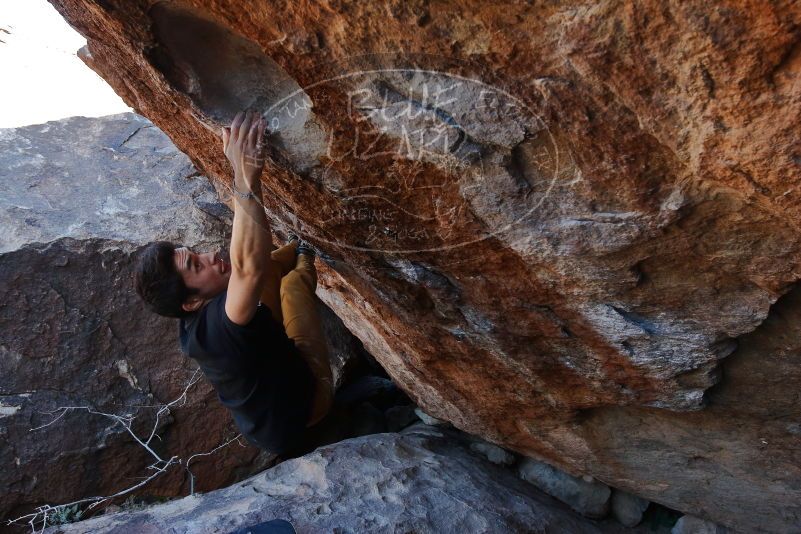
[248,115,264,146]
[230,111,245,140]
[240,110,255,139]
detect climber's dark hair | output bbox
[134,241,198,318]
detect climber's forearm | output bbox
[229,171,273,276]
[222,110,273,277]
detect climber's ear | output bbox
[182,294,205,313]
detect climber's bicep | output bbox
[224,270,263,326]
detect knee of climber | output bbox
[296,254,317,277]
[281,266,316,293]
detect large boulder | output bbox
[0,114,363,527]
[0,113,252,526]
[46,425,623,533]
[46,2,801,531]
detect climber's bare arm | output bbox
[222,110,274,326]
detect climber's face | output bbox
[173,246,231,311]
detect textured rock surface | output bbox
[611,490,650,528]
[562,285,801,532]
[0,115,364,527]
[470,440,516,466]
[414,407,449,427]
[518,458,612,518]
[46,425,621,534]
[672,516,729,534]
[0,114,227,253]
[47,1,801,531]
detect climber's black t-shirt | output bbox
[179,291,315,454]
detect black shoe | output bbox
[297,240,316,258]
[287,232,315,257]
[227,519,296,534]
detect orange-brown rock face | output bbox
[49,1,801,530]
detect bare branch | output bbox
[7,368,242,532]
[185,433,244,495]
[8,456,180,530]
[146,368,202,445]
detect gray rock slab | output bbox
[47,426,623,534]
[0,113,229,253]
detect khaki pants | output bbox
[260,241,333,426]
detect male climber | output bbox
[134,110,334,454]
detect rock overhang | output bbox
[44,1,801,530]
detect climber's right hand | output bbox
[221,110,267,189]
